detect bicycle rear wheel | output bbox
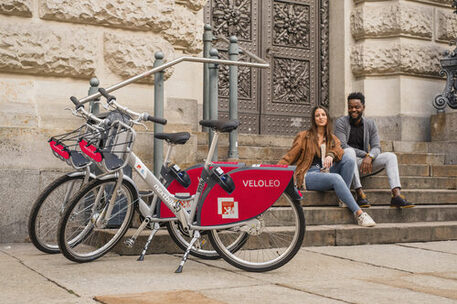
[28,173,86,254]
[58,177,136,263]
[208,192,305,272]
[166,221,248,260]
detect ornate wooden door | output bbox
[205,0,329,136]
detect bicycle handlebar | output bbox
[98,88,116,102]
[70,96,83,109]
[69,96,106,126]
[97,87,167,125]
[145,114,167,125]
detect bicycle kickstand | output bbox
[137,222,160,261]
[175,230,201,273]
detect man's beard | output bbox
[349,113,363,124]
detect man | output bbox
[334,92,414,208]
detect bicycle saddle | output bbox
[199,120,239,133]
[154,132,191,145]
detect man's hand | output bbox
[360,154,373,174]
[323,155,333,169]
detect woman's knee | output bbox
[343,148,356,160]
[329,173,345,186]
[341,148,356,168]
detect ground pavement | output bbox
[1,241,457,304]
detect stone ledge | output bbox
[351,41,447,77]
[351,2,433,40]
[0,22,96,78]
[0,0,32,17]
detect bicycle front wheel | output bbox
[208,192,305,272]
[166,220,248,260]
[57,177,137,263]
[28,173,87,254]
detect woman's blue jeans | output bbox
[304,149,360,213]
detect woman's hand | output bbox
[323,155,333,169]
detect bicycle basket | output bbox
[48,124,102,169]
[79,120,135,173]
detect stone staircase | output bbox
[196,133,457,246]
[113,133,457,255]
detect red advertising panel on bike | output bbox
[197,167,294,226]
[159,164,242,218]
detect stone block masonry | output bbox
[0,0,32,17]
[348,0,455,142]
[0,0,206,243]
[0,22,97,78]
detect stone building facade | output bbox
[331,0,455,142]
[0,0,456,242]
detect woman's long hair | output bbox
[308,106,334,153]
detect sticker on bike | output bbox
[218,197,239,219]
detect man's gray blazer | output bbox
[334,116,381,159]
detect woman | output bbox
[278,106,376,227]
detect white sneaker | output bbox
[356,212,376,227]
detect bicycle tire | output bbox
[58,177,137,263]
[28,173,87,254]
[208,192,305,272]
[166,220,248,260]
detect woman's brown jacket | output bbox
[278,130,344,188]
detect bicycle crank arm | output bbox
[125,217,151,248]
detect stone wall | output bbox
[330,0,455,141]
[0,0,206,243]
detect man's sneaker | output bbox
[356,212,376,227]
[390,195,415,208]
[356,196,371,208]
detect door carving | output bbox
[205,0,329,135]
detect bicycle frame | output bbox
[105,130,298,233]
[126,140,217,232]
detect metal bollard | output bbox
[88,77,100,115]
[203,24,213,130]
[228,36,239,159]
[208,48,219,161]
[153,52,165,178]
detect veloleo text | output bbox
[242,179,281,188]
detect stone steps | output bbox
[111,134,457,255]
[362,176,457,189]
[305,205,457,225]
[261,205,457,225]
[300,189,457,206]
[431,165,457,177]
[109,219,457,255]
[304,221,457,246]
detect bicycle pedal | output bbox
[124,238,135,248]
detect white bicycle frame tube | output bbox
[127,131,250,231]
